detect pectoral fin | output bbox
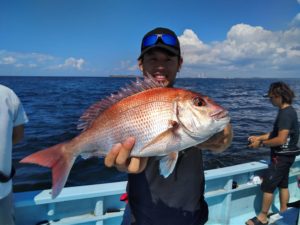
[159,152,179,178]
[139,100,180,154]
[140,121,181,154]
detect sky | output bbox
[0,0,300,78]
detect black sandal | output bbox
[245,217,268,225]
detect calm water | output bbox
[1,76,299,192]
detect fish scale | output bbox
[20,78,230,198]
[97,100,173,154]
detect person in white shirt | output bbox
[0,84,28,225]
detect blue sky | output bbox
[1,0,300,78]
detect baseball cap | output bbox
[138,27,181,59]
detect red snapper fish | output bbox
[21,78,230,198]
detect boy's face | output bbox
[269,94,282,107]
[139,49,182,87]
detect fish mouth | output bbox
[210,110,229,120]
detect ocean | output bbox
[0,76,299,192]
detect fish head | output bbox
[177,91,230,139]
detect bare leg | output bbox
[279,188,289,212]
[258,192,273,222]
[246,192,273,225]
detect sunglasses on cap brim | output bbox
[142,34,178,48]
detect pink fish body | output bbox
[21,78,230,198]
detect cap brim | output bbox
[138,42,180,59]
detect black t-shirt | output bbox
[127,147,208,225]
[270,106,300,156]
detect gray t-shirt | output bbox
[270,106,300,156]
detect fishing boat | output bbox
[14,156,300,225]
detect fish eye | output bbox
[193,97,206,107]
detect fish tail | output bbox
[20,143,75,198]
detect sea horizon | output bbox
[0,76,299,192]
[1,75,299,79]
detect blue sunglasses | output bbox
[142,34,178,48]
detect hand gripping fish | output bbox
[21,78,230,198]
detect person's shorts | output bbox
[261,155,295,193]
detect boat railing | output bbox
[205,157,300,224]
[14,156,300,225]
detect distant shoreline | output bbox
[0,75,299,79]
[109,75,138,78]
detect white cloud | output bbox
[227,24,272,42]
[29,63,37,68]
[0,50,86,74]
[2,56,16,64]
[178,23,300,77]
[0,50,55,68]
[15,63,24,68]
[178,29,212,65]
[291,13,300,27]
[117,60,138,73]
[179,29,209,51]
[57,57,85,70]
[120,60,132,69]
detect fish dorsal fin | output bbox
[77,76,165,131]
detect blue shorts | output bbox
[261,155,295,193]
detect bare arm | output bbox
[248,130,289,149]
[197,123,233,153]
[104,137,148,173]
[13,124,24,145]
[248,133,270,143]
